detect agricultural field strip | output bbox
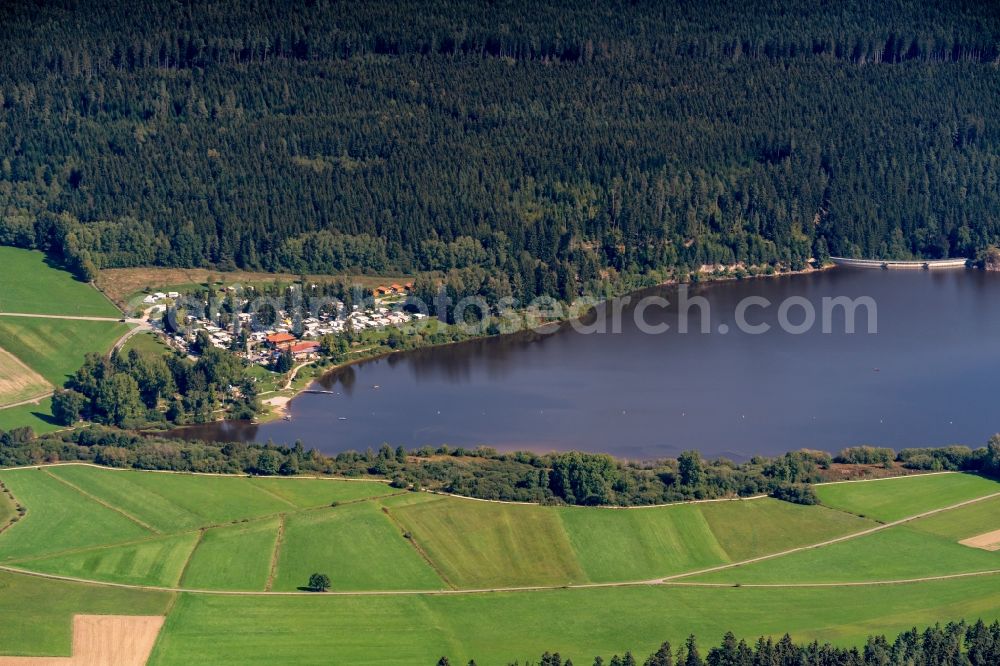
[1,562,999,598]
[1,493,407,566]
[42,469,161,534]
[174,529,207,586]
[240,483,298,510]
[1,470,998,594]
[813,471,957,486]
[380,503,459,589]
[656,489,1000,583]
[0,468,408,566]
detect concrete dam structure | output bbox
[829,256,970,270]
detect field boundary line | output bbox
[246,482,299,509]
[3,530,203,565]
[656,489,1000,583]
[264,514,286,592]
[0,461,392,485]
[662,570,1000,588]
[0,563,997,597]
[175,528,206,588]
[0,390,54,410]
[380,506,457,590]
[0,494,406,567]
[41,468,160,534]
[814,471,957,486]
[0,312,129,322]
[90,279,127,316]
[421,488,770,509]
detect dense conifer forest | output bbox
[1,0,999,303]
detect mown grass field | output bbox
[272,502,445,591]
[909,494,1000,540]
[0,247,120,317]
[20,532,201,587]
[179,517,281,591]
[120,330,174,359]
[815,472,1000,522]
[146,576,1000,665]
[689,524,1000,584]
[389,495,872,587]
[1,467,1000,663]
[0,396,60,433]
[688,475,1000,585]
[0,468,153,560]
[0,317,129,385]
[0,246,127,431]
[0,466,402,590]
[4,466,997,594]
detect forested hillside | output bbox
[1,0,999,302]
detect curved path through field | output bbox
[0,313,133,322]
[0,310,149,360]
[1,475,998,597]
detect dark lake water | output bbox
[172,267,1000,460]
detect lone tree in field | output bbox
[308,573,331,592]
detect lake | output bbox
[172,267,1000,460]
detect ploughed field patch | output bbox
[0,614,165,666]
[961,530,1000,552]
[0,348,50,408]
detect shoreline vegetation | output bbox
[0,416,997,508]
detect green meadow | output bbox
[389,495,871,588]
[688,524,1000,585]
[0,396,60,434]
[0,247,119,317]
[147,576,1000,665]
[0,246,125,432]
[20,532,200,587]
[3,466,997,594]
[0,467,999,662]
[0,317,129,386]
[180,517,281,591]
[120,330,174,359]
[815,473,1000,522]
[0,468,152,560]
[691,474,1000,585]
[272,502,445,591]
